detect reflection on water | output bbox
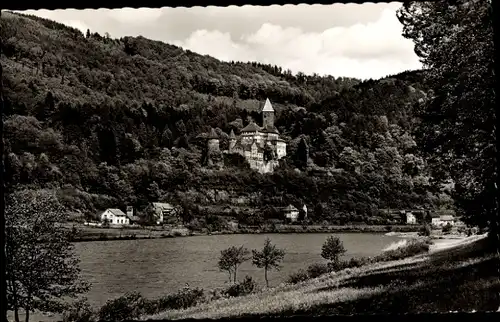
[74,233,401,307]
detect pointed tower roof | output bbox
[229,129,236,139]
[262,98,274,112]
[208,128,219,139]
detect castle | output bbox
[207,98,287,173]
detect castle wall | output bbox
[276,141,287,159]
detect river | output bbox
[74,232,402,308]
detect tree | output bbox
[397,1,497,245]
[217,245,250,284]
[251,238,286,287]
[295,136,309,170]
[419,223,432,237]
[321,235,346,265]
[5,189,90,322]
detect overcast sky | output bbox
[19,3,422,80]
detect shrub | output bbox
[419,224,432,236]
[224,275,256,297]
[153,287,205,311]
[208,288,231,301]
[98,292,148,322]
[327,260,349,272]
[62,299,96,322]
[374,239,430,262]
[306,262,330,278]
[442,223,453,234]
[287,269,309,284]
[345,256,371,268]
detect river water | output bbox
[74,232,402,308]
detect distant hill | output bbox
[1,11,449,226]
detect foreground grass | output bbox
[144,236,499,319]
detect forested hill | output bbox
[1,11,451,226]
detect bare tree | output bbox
[5,189,90,322]
[217,245,250,284]
[252,238,285,287]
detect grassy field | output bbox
[144,235,499,319]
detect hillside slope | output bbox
[1,12,448,226]
[144,236,498,318]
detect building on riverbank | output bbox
[431,214,456,227]
[100,208,130,226]
[152,202,177,225]
[379,209,425,225]
[283,204,299,223]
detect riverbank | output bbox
[71,223,420,242]
[144,234,496,319]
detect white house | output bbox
[431,214,455,227]
[406,212,417,225]
[152,202,177,225]
[100,208,130,226]
[283,204,299,223]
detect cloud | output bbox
[19,3,422,80]
[175,7,421,79]
[106,7,163,25]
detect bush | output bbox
[62,299,96,322]
[374,239,430,262]
[442,223,452,234]
[152,287,205,311]
[419,224,432,236]
[208,288,231,301]
[224,275,256,297]
[96,287,206,320]
[345,256,371,268]
[98,292,148,322]
[287,269,309,284]
[327,260,349,272]
[306,262,330,278]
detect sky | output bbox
[19,3,423,80]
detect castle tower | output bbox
[207,127,220,152]
[262,98,274,128]
[229,129,236,152]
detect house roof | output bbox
[440,215,455,221]
[241,122,262,133]
[127,214,141,222]
[208,128,219,139]
[153,202,175,210]
[229,129,236,139]
[262,98,274,112]
[105,208,127,217]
